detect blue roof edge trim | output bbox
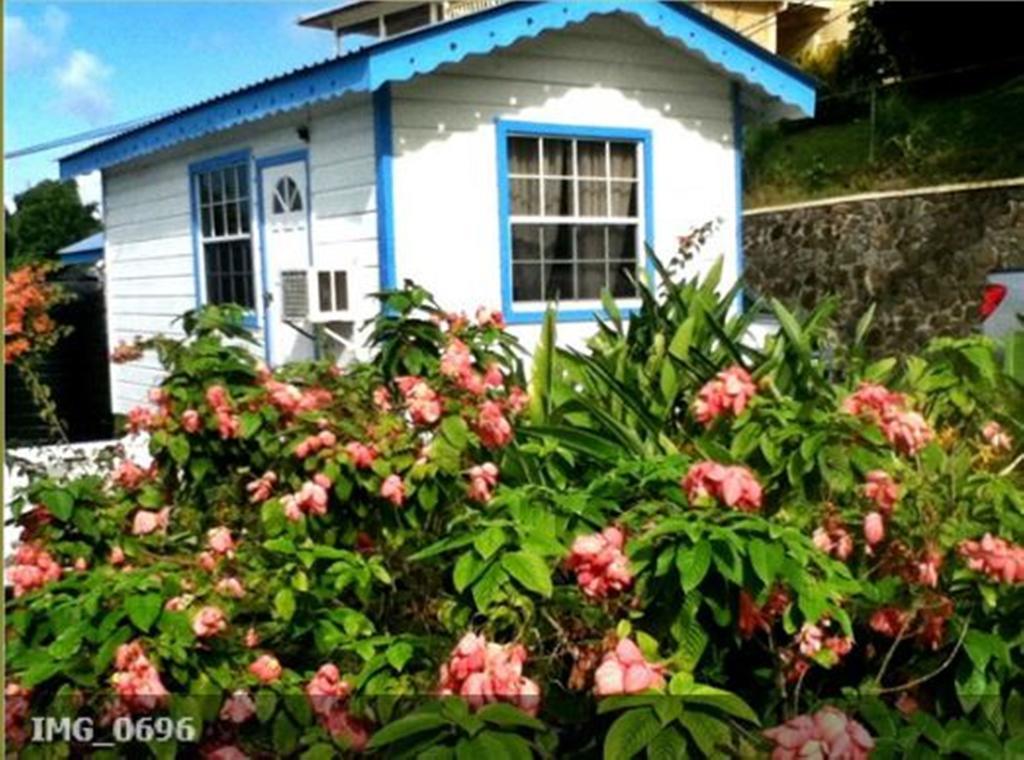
[60,1,815,178]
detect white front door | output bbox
[259,157,314,365]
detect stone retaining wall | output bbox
[743,179,1024,353]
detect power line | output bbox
[3,112,169,160]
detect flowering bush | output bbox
[5,264,1024,758]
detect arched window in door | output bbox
[271,176,303,214]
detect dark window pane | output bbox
[512,264,542,301]
[544,263,574,300]
[508,137,539,175]
[239,200,250,233]
[579,180,608,217]
[610,181,638,217]
[225,167,238,201]
[334,271,348,310]
[237,166,249,198]
[226,201,239,235]
[213,203,225,236]
[577,140,607,177]
[204,241,255,308]
[201,206,212,237]
[199,174,211,205]
[319,272,332,311]
[609,142,637,178]
[543,138,572,176]
[610,262,638,298]
[578,263,607,299]
[542,225,573,262]
[577,226,606,260]
[510,178,540,215]
[543,179,574,217]
[608,225,638,261]
[272,196,285,214]
[211,172,224,204]
[512,225,541,261]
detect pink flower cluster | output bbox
[863,470,900,514]
[380,474,406,507]
[282,475,332,521]
[869,606,911,638]
[111,642,169,713]
[476,400,513,449]
[216,577,246,598]
[249,654,283,683]
[682,461,763,512]
[396,376,442,426]
[692,365,757,427]
[181,408,201,433]
[208,527,237,556]
[440,339,485,395]
[813,522,854,561]
[132,507,171,536]
[982,421,1013,451]
[126,406,156,434]
[5,683,30,748]
[192,606,228,638]
[220,690,256,723]
[438,633,541,716]
[206,385,241,439]
[593,638,665,696]
[111,459,155,490]
[263,378,333,416]
[7,544,62,597]
[959,533,1024,584]
[467,463,499,503]
[476,307,505,330]
[246,470,278,503]
[842,382,934,456]
[295,429,337,459]
[763,707,874,760]
[345,441,378,469]
[306,664,371,750]
[565,526,632,599]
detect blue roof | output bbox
[60,1,815,178]
[57,232,104,264]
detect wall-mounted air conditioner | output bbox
[280,268,352,323]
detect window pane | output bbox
[334,271,348,310]
[579,180,608,217]
[577,226,606,260]
[609,142,637,178]
[542,225,573,262]
[201,206,212,237]
[543,179,574,217]
[319,272,332,312]
[213,203,225,236]
[543,138,572,176]
[239,199,250,233]
[577,140,607,177]
[211,172,224,204]
[225,167,238,201]
[610,181,638,217]
[204,241,255,308]
[237,166,249,198]
[512,225,541,261]
[272,196,285,215]
[610,262,638,298]
[578,263,606,299]
[544,263,574,300]
[511,178,540,215]
[512,264,542,302]
[508,137,539,175]
[608,225,638,261]
[226,201,239,235]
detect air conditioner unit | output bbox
[279,268,352,323]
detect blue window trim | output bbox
[495,119,654,325]
[187,148,261,330]
[373,84,397,292]
[732,82,745,314]
[254,147,313,364]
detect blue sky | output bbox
[4,2,337,209]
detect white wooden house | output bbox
[59,1,814,414]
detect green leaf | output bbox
[604,707,662,760]
[168,435,190,465]
[255,690,277,723]
[529,307,557,425]
[476,703,545,731]
[272,711,300,754]
[274,588,296,621]
[39,489,74,520]
[125,593,163,632]
[676,543,712,593]
[48,626,85,660]
[386,642,415,672]
[471,564,508,610]
[240,411,262,438]
[367,712,450,749]
[453,552,488,593]
[501,551,553,597]
[677,711,731,756]
[440,415,470,451]
[474,526,507,560]
[646,726,687,760]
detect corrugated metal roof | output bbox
[60,1,816,178]
[58,232,104,255]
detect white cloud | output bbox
[4,6,68,72]
[42,6,69,38]
[54,49,114,123]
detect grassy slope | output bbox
[744,75,1024,208]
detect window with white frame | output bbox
[194,161,256,309]
[506,134,643,304]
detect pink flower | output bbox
[132,507,171,536]
[112,459,154,490]
[593,638,665,697]
[321,710,372,750]
[842,382,905,420]
[476,307,505,330]
[812,525,854,561]
[982,421,1012,451]
[682,461,762,512]
[881,410,934,456]
[440,339,474,379]
[206,385,230,411]
[692,365,757,427]
[215,577,246,598]
[869,607,911,638]
[506,386,529,415]
[126,406,155,434]
[483,364,504,390]
[306,663,352,718]
[380,475,405,507]
[245,471,277,503]
[192,606,227,638]
[74,557,88,572]
[220,690,256,723]
[216,410,241,439]
[282,480,330,521]
[566,526,633,599]
[5,683,30,748]
[764,707,874,760]
[372,386,392,412]
[396,376,442,426]
[438,633,540,715]
[467,463,499,503]
[476,400,513,449]
[863,512,885,545]
[110,546,126,565]
[249,655,282,684]
[206,746,248,760]
[863,470,900,514]
[110,642,169,714]
[6,544,62,597]
[345,442,377,469]
[916,548,943,588]
[796,623,824,657]
[243,628,260,648]
[959,533,1024,584]
[198,551,219,572]
[182,409,201,433]
[164,596,189,612]
[207,527,236,556]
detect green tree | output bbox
[5,179,101,263]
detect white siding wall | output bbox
[102,98,377,413]
[389,15,740,348]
